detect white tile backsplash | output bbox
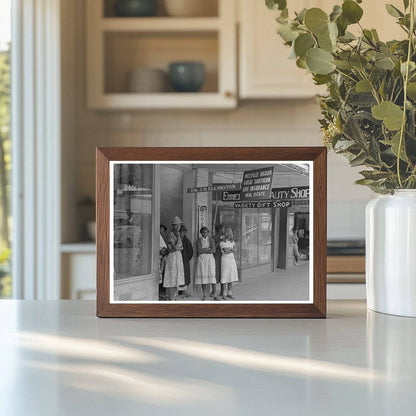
[72,102,373,241]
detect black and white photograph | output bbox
[110,161,313,303]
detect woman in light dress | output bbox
[195,226,217,300]
[220,227,239,300]
[163,216,185,300]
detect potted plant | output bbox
[266,0,416,316]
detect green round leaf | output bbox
[356,79,372,93]
[296,57,307,69]
[277,23,299,42]
[407,82,416,99]
[385,4,403,18]
[330,5,343,22]
[306,48,335,75]
[336,15,348,36]
[266,0,287,11]
[304,8,329,35]
[333,59,353,70]
[318,32,333,52]
[294,33,315,57]
[375,56,395,70]
[371,101,403,131]
[382,133,409,162]
[342,0,363,24]
[317,22,338,52]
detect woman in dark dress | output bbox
[211,223,225,299]
[180,225,194,294]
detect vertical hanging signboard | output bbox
[198,205,207,230]
[241,167,274,201]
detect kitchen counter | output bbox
[0,300,415,415]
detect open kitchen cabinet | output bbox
[86,0,237,109]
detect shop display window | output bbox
[241,209,259,266]
[113,164,153,280]
[217,205,242,266]
[259,209,272,263]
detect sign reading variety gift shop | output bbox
[235,200,293,209]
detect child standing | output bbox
[211,223,225,299]
[220,227,239,300]
[159,247,168,300]
[195,226,217,300]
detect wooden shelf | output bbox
[89,92,235,110]
[61,242,96,254]
[86,0,237,110]
[101,17,221,32]
[327,256,365,274]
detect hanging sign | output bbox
[221,190,241,202]
[234,201,292,209]
[187,183,241,193]
[241,167,274,201]
[293,199,309,206]
[271,186,309,200]
[223,186,310,203]
[198,205,207,230]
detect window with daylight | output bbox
[0,0,11,298]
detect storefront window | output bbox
[258,209,272,263]
[216,204,241,266]
[241,209,259,267]
[113,164,153,280]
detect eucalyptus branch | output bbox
[397,0,415,188]
[334,68,358,83]
[358,69,381,104]
[393,86,404,104]
[390,79,398,102]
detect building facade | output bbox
[113,163,310,301]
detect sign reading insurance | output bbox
[241,167,274,201]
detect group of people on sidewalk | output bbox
[160,217,239,301]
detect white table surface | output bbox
[0,300,415,416]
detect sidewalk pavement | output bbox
[176,261,310,302]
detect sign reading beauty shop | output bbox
[271,186,309,201]
[241,167,274,201]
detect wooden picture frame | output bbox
[96,147,327,318]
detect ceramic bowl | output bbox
[114,0,158,17]
[168,62,205,93]
[127,68,167,93]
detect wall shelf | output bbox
[61,242,96,254]
[86,0,237,110]
[101,17,221,32]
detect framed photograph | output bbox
[96,147,327,318]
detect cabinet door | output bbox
[239,0,324,99]
[239,0,403,99]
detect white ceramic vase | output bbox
[366,190,416,317]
